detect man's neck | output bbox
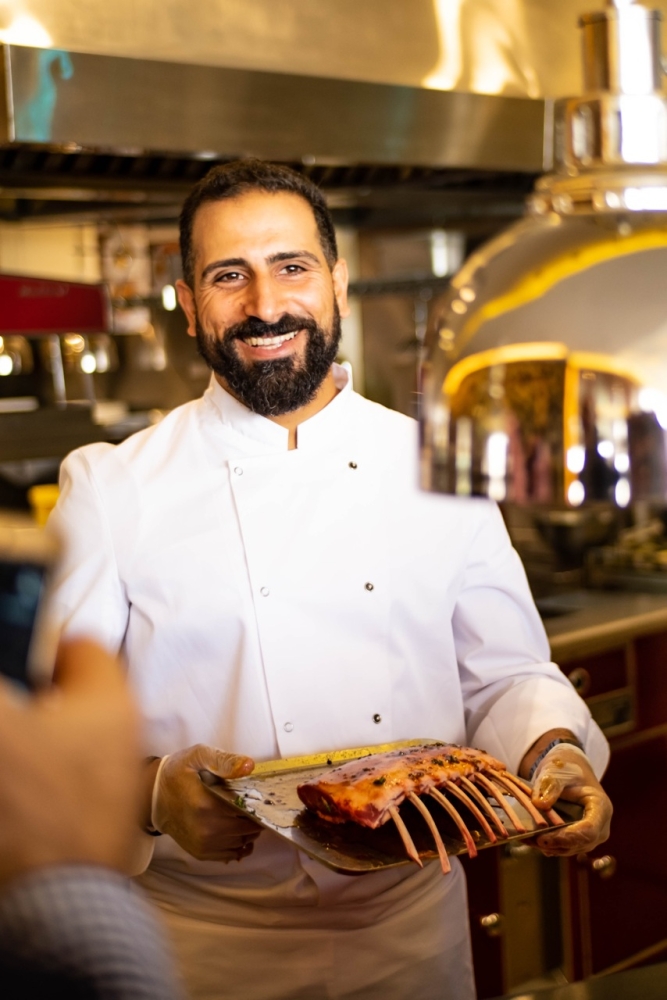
[215,368,340,450]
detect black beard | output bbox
[195,304,342,417]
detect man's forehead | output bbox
[192,190,320,253]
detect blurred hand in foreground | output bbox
[151,744,259,862]
[0,638,143,885]
[531,745,613,857]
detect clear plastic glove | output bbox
[152,744,260,862]
[531,744,612,857]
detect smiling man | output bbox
[48,160,611,1000]
[177,170,349,441]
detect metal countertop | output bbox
[497,962,667,1000]
[539,589,667,662]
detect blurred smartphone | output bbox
[0,512,60,689]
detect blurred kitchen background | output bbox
[2,2,667,997]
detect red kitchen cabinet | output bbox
[465,623,667,997]
[562,631,667,979]
[564,733,667,979]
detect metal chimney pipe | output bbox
[580,0,663,96]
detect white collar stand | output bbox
[204,363,354,453]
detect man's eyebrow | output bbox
[266,250,320,266]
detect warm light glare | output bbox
[80,352,97,374]
[597,440,614,460]
[455,417,472,496]
[614,453,630,474]
[95,352,110,374]
[566,445,586,474]
[430,230,464,278]
[422,0,540,98]
[161,284,177,311]
[485,432,508,501]
[64,334,85,353]
[620,99,666,164]
[439,328,455,351]
[615,478,631,508]
[431,231,450,278]
[0,354,13,376]
[612,419,628,444]
[567,480,585,506]
[638,386,667,429]
[624,187,667,210]
[0,14,52,47]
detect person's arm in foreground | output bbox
[0,638,184,1000]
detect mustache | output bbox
[225,314,317,341]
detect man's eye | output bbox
[215,271,243,283]
[283,264,305,274]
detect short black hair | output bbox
[179,159,338,287]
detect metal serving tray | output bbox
[208,739,582,876]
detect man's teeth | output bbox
[244,331,298,348]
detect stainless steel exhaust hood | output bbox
[0,45,544,172]
[421,0,667,516]
[0,41,544,226]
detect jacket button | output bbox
[373,714,382,724]
[283,722,294,733]
[365,582,374,591]
[260,586,270,597]
[233,466,243,476]
[349,461,358,469]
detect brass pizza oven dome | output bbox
[421,0,667,513]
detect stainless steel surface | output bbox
[0,3,585,225]
[6,0,667,100]
[540,588,667,661]
[0,45,544,172]
[0,1,666,223]
[580,4,663,95]
[498,961,667,1000]
[421,0,667,523]
[207,740,580,877]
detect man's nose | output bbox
[241,273,285,323]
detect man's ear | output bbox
[176,279,197,338]
[332,258,350,319]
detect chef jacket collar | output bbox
[204,363,354,453]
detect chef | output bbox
[48,159,612,1000]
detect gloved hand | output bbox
[151,744,260,862]
[531,744,612,857]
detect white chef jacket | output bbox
[48,364,608,1000]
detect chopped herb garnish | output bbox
[373,776,386,786]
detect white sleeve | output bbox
[453,501,609,778]
[45,446,130,653]
[45,447,156,875]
